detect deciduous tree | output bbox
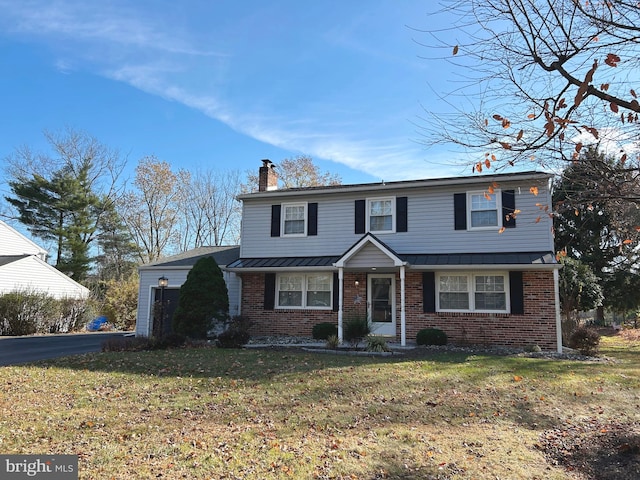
[245,155,341,191]
[420,1,640,180]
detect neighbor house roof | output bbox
[139,246,241,269]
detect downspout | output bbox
[338,267,344,343]
[400,265,406,347]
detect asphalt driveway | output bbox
[0,332,131,366]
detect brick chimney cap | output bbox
[261,159,274,168]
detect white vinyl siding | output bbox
[468,191,501,229]
[437,272,508,313]
[282,203,307,236]
[276,273,332,309]
[368,197,394,233]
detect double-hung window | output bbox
[437,272,508,312]
[468,191,500,229]
[368,197,394,233]
[277,273,332,309]
[282,203,307,236]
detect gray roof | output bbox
[227,256,339,269]
[400,252,557,266]
[141,246,240,269]
[0,255,30,267]
[239,170,552,200]
[227,251,556,270]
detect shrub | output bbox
[312,322,338,340]
[366,335,391,352]
[172,256,229,339]
[568,325,601,356]
[325,334,340,349]
[150,333,187,350]
[100,273,139,331]
[416,328,448,346]
[217,315,252,349]
[343,315,371,347]
[102,336,152,352]
[0,290,91,336]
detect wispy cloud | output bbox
[0,0,449,180]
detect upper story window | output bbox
[468,191,501,229]
[282,203,307,236]
[368,197,395,233]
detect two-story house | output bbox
[227,161,561,351]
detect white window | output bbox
[277,273,332,309]
[282,203,307,236]
[437,272,508,312]
[368,197,394,233]
[468,191,501,229]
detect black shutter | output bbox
[454,193,467,230]
[509,271,524,314]
[332,272,339,312]
[502,190,516,228]
[308,202,318,236]
[264,273,276,310]
[396,196,408,232]
[423,272,436,313]
[355,199,365,234]
[270,205,281,237]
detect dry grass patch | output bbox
[0,336,638,479]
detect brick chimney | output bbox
[258,159,278,192]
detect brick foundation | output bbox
[238,270,558,351]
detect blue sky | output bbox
[0,0,471,191]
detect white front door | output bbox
[368,274,396,336]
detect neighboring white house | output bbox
[0,220,90,299]
[135,246,241,338]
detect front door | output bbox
[368,274,395,336]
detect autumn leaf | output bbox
[610,102,619,113]
[604,53,621,67]
[631,89,637,98]
[535,216,541,223]
[484,159,491,168]
[621,153,627,163]
[575,60,598,107]
[491,154,496,161]
[601,83,610,92]
[493,114,503,121]
[530,186,539,195]
[527,113,536,119]
[453,45,459,55]
[513,375,523,382]
[502,118,511,129]
[498,227,506,234]
[488,185,495,194]
[623,239,633,245]
[517,129,524,141]
[582,126,599,139]
[500,142,512,150]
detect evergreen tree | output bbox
[553,147,640,321]
[172,256,229,339]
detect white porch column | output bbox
[338,267,344,343]
[400,265,406,347]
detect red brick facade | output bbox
[238,270,558,350]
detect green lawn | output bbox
[1,333,638,479]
